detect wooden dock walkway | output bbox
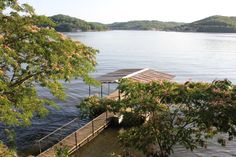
[36,68,174,157]
[36,90,119,157]
[37,112,114,157]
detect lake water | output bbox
[2,30,236,156]
[67,31,236,83]
[73,128,236,157]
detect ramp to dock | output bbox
[37,112,113,157]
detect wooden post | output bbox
[75,132,78,148]
[101,84,103,98]
[106,111,108,122]
[108,83,110,95]
[92,119,94,135]
[38,141,42,154]
[118,89,121,101]
[118,82,121,101]
[89,85,91,96]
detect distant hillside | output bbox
[172,15,236,33]
[49,14,108,32]
[108,20,184,30]
[48,14,236,33]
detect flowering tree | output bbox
[0,0,98,127]
[80,79,236,157]
[118,79,236,157]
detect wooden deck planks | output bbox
[37,112,114,157]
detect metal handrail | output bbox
[69,120,110,154]
[37,118,78,142]
[37,112,111,156]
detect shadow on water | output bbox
[73,127,145,157]
[73,127,236,157]
[72,127,197,157]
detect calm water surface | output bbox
[74,128,236,157]
[68,31,236,83]
[1,31,236,156]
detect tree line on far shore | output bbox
[49,14,108,32]
[50,14,236,33]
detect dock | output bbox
[36,68,174,157]
[37,112,113,157]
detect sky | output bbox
[19,0,236,24]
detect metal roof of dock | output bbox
[96,68,175,83]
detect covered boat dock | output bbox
[36,68,174,157]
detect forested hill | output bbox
[108,21,184,30]
[49,14,108,32]
[49,14,236,33]
[171,15,236,33]
[49,14,183,32]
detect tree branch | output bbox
[10,71,42,87]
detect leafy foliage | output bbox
[0,0,98,126]
[117,79,236,157]
[78,96,106,119]
[55,144,70,157]
[0,141,15,157]
[79,79,236,157]
[119,112,145,128]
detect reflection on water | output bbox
[74,128,236,157]
[73,128,145,157]
[1,31,236,156]
[69,31,236,83]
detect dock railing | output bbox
[36,111,112,157]
[36,90,119,157]
[36,117,80,154]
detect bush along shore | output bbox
[79,79,236,157]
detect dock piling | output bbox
[74,132,78,148]
[108,83,110,95]
[38,141,41,154]
[92,119,94,135]
[100,84,103,98]
[89,85,91,96]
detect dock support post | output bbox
[75,132,78,148]
[118,82,121,101]
[108,83,110,95]
[89,85,91,96]
[92,119,94,135]
[106,111,108,122]
[118,89,121,101]
[101,84,103,98]
[38,141,42,154]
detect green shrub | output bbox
[55,144,70,157]
[120,112,145,128]
[78,96,106,119]
[0,141,15,157]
